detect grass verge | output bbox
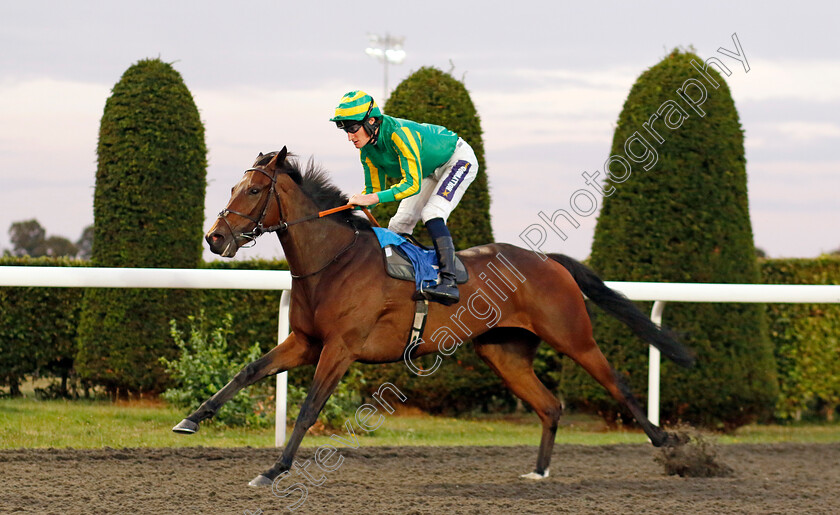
[2,397,839,449]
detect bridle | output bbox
[216,165,360,279]
[217,167,280,245]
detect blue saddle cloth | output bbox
[372,227,438,290]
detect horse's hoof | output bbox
[248,474,273,487]
[665,431,691,447]
[519,469,550,480]
[652,430,690,447]
[172,419,199,434]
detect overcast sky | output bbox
[2,0,838,263]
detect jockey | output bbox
[331,90,479,306]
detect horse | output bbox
[173,147,694,486]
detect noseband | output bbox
[216,165,360,279]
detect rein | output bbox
[216,166,378,279]
[263,203,379,232]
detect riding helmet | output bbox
[330,90,382,141]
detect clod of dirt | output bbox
[654,427,734,478]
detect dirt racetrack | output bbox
[1,443,839,514]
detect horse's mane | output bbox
[255,151,372,230]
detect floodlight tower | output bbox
[365,33,406,103]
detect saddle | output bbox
[373,228,469,289]
[381,242,469,285]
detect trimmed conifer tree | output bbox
[75,58,207,395]
[377,66,493,249]
[570,49,777,428]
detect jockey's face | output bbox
[347,118,374,149]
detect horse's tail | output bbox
[549,253,695,368]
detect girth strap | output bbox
[404,299,429,360]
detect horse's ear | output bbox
[267,146,288,170]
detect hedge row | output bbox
[0,257,83,397]
[0,257,288,397]
[761,256,840,421]
[3,256,838,423]
[199,259,289,357]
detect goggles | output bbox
[336,120,364,133]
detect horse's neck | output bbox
[280,219,356,271]
[275,183,360,283]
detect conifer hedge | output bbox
[762,256,840,421]
[577,49,777,428]
[0,257,83,397]
[75,58,207,395]
[377,66,493,249]
[199,259,288,357]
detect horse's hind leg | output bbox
[474,328,561,479]
[172,331,318,434]
[541,324,676,447]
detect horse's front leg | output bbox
[248,341,354,487]
[172,331,318,434]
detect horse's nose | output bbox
[206,231,224,249]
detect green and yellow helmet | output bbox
[330,90,383,143]
[330,90,382,123]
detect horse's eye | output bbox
[249,188,260,195]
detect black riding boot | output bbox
[425,236,459,306]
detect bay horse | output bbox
[174,147,693,486]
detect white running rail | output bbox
[1,266,838,438]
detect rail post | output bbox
[275,289,292,447]
[647,301,666,426]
